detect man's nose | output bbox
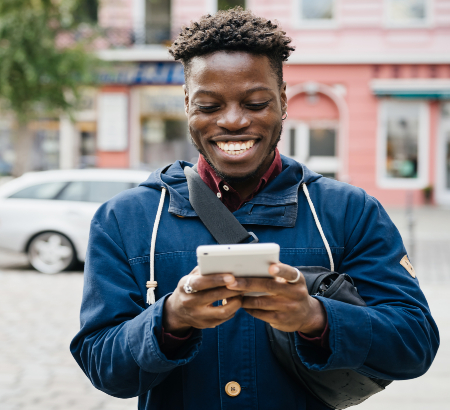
[216,106,251,131]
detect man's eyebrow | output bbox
[192,86,273,98]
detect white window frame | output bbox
[293,0,338,29]
[435,103,450,205]
[376,100,429,189]
[284,120,340,175]
[383,0,433,28]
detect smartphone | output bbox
[197,243,280,296]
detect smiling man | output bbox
[71,7,439,410]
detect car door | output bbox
[55,180,136,261]
[0,181,71,253]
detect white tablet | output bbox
[197,243,280,278]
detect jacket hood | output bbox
[139,155,322,217]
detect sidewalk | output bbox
[386,206,450,285]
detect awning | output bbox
[370,79,450,100]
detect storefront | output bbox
[139,86,197,168]
[95,62,194,170]
[283,65,450,207]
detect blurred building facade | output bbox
[0,0,449,207]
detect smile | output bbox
[215,140,256,155]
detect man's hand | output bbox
[163,267,243,336]
[226,263,327,336]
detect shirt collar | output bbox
[197,149,282,212]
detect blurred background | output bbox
[0,0,449,409]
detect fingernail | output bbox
[223,276,234,283]
[272,266,280,274]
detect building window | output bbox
[309,128,336,157]
[286,121,339,179]
[386,0,428,26]
[145,0,171,44]
[218,0,245,10]
[377,100,429,189]
[301,0,335,20]
[435,103,450,205]
[140,87,198,168]
[73,0,98,23]
[295,0,336,28]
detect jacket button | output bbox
[225,381,241,397]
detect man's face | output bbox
[184,51,287,181]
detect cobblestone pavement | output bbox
[0,265,137,410]
[0,206,449,410]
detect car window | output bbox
[57,181,133,203]
[57,181,88,202]
[87,181,133,203]
[8,181,67,200]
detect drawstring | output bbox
[302,184,335,272]
[147,187,167,305]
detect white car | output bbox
[0,169,150,274]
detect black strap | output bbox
[184,165,258,244]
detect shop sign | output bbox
[98,63,185,85]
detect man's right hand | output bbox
[163,266,243,337]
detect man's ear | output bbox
[183,85,189,117]
[280,81,287,113]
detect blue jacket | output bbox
[70,156,439,410]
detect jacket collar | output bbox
[140,155,322,223]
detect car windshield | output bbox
[56,181,135,203]
[8,181,68,199]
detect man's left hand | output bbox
[226,263,326,336]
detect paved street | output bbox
[0,265,137,410]
[0,206,449,409]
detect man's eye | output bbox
[246,101,270,110]
[197,105,219,112]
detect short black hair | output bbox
[168,7,295,88]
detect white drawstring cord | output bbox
[147,187,167,305]
[302,184,335,272]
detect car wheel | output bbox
[28,232,76,274]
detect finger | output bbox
[194,296,242,322]
[188,266,201,275]
[182,271,236,292]
[241,295,293,311]
[269,263,304,284]
[187,287,244,306]
[243,308,278,324]
[226,277,298,297]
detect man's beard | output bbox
[189,125,282,185]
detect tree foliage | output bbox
[0,0,99,121]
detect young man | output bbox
[71,8,439,410]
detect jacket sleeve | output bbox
[294,193,439,380]
[70,212,202,398]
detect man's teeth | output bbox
[216,140,255,155]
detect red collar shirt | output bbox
[197,149,283,212]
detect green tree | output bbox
[0,0,100,176]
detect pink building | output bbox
[56,1,450,207]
